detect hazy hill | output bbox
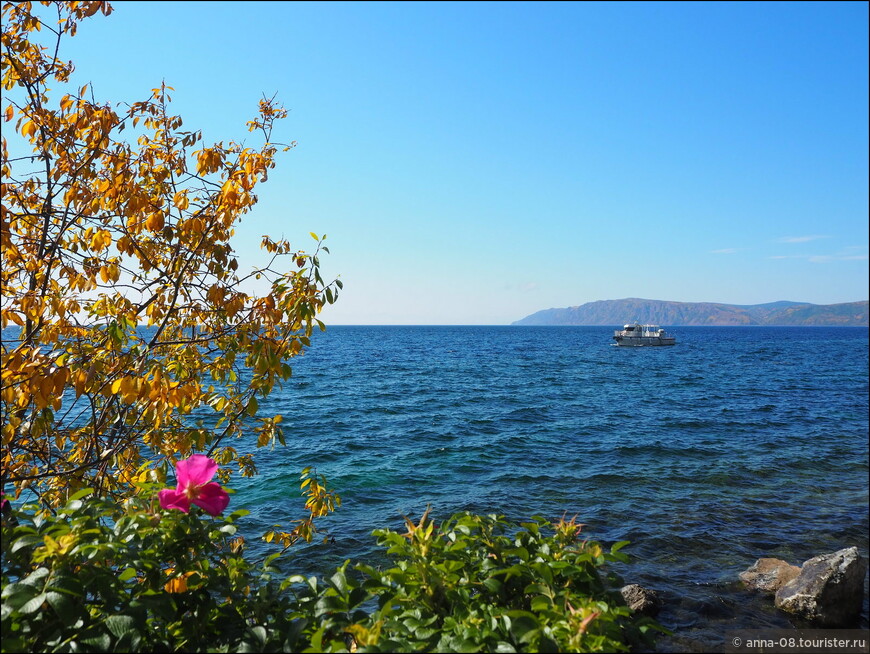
[512,298,869,326]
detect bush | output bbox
[1,493,664,652]
[351,510,661,652]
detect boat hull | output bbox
[613,336,676,347]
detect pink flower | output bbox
[158,455,230,516]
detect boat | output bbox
[612,322,676,347]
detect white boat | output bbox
[612,323,676,347]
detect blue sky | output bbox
[42,1,870,323]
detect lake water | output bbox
[224,325,869,651]
[6,324,866,649]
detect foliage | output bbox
[1,0,341,522]
[264,466,342,550]
[351,509,664,652]
[1,490,320,653]
[2,493,664,653]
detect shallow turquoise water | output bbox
[224,325,869,651]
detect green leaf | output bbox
[610,540,631,554]
[105,615,136,639]
[118,567,137,582]
[263,553,283,569]
[250,625,267,645]
[507,546,530,562]
[523,582,551,596]
[495,564,525,580]
[10,534,43,553]
[305,626,325,653]
[520,522,540,535]
[314,594,345,616]
[46,591,77,622]
[1,582,39,610]
[21,566,50,587]
[508,613,539,644]
[530,595,552,612]
[531,561,554,585]
[81,632,112,651]
[64,499,84,512]
[329,569,348,595]
[19,592,47,615]
[538,632,560,653]
[68,488,95,502]
[483,577,503,594]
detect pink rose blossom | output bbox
[158,454,230,516]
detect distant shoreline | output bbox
[513,298,869,327]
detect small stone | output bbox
[739,557,801,594]
[620,583,662,617]
[774,547,867,626]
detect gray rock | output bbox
[774,547,867,626]
[739,557,801,594]
[621,583,662,617]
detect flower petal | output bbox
[175,454,218,487]
[158,488,191,513]
[191,482,230,516]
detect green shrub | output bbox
[350,509,663,652]
[1,493,664,652]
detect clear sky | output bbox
[40,1,870,323]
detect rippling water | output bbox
[8,323,862,649]
[225,325,868,650]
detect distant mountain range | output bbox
[512,299,869,326]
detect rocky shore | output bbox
[739,547,867,626]
[620,546,867,648]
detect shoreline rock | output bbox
[739,557,801,594]
[774,547,867,626]
[740,547,867,627]
[621,583,663,617]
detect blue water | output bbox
[5,324,866,649]
[226,325,869,651]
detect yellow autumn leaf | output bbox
[164,575,189,594]
[145,212,164,232]
[74,371,86,398]
[206,284,225,304]
[53,368,70,394]
[120,376,139,404]
[89,230,111,252]
[42,533,76,556]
